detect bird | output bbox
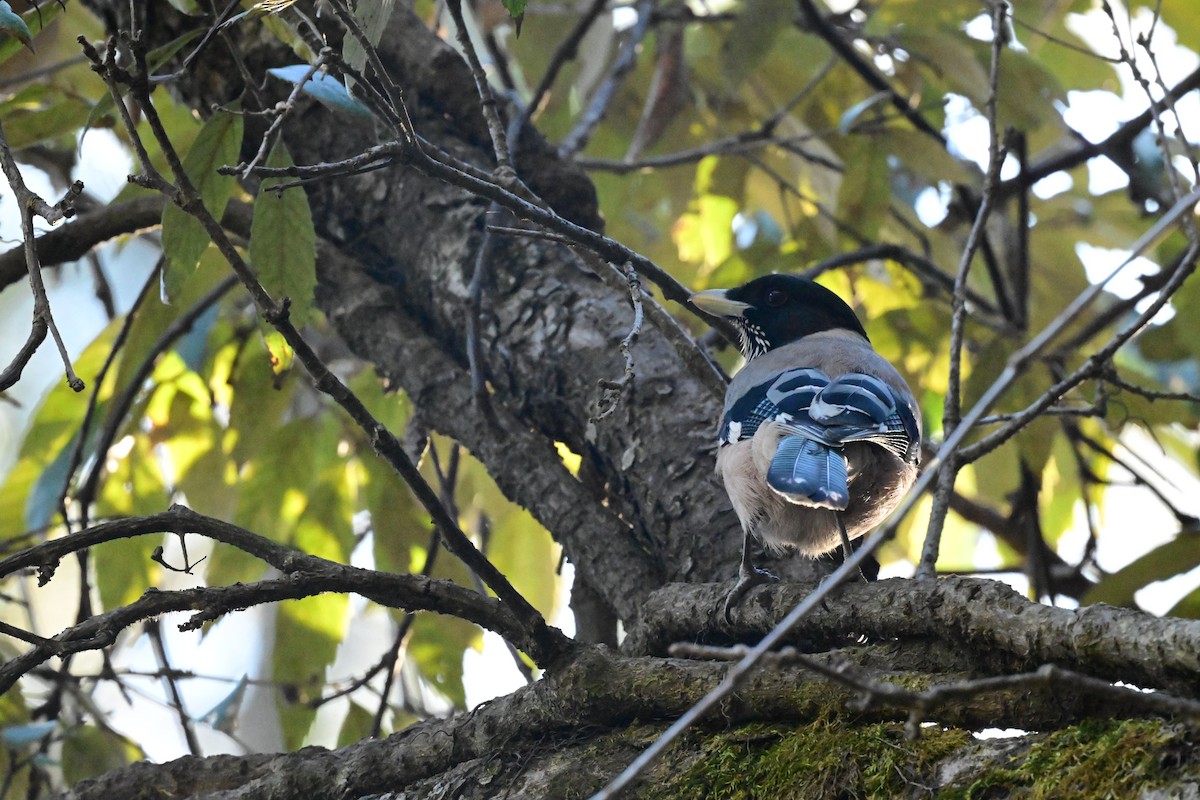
[690,274,922,620]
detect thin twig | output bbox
[241,54,328,179]
[147,620,202,756]
[917,1,1009,579]
[0,118,84,392]
[796,0,944,145]
[515,0,609,140]
[961,225,1200,464]
[445,0,515,176]
[559,0,656,156]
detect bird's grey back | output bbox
[724,330,918,427]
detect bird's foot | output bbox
[722,566,779,623]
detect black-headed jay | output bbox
[691,274,922,619]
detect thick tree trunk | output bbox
[84,0,787,624]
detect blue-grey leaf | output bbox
[267,66,372,118]
[0,1,33,51]
[2,721,57,749]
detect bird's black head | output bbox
[691,274,868,359]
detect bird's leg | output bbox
[722,525,779,623]
[834,511,870,583]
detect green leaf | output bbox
[116,246,228,405]
[887,129,975,187]
[835,136,890,245]
[165,0,203,14]
[62,726,137,785]
[721,0,792,90]
[93,435,167,610]
[894,27,990,106]
[226,333,299,465]
[275,592,349,747]
[0,85,93,150]
[250,143,316,328]
[336,703,376,748]
[1167,585,1200,619]
[161,111,244,302]
[0,321,123,541]
[485,506,560,619]
[408,612,479,708]
[343,0,397,76]
[1083,532,1200,608]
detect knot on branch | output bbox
[264,296,292,326]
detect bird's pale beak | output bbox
[690,289,751,318]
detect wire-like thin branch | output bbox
[559,0,656,156]
[515,0,609,139]
[0,117,84,392]
[961,230,1200,464]
[445,0,514,177]
[917,1,1008,579]
[796,0,944,145]
[146,620,202,756]
[0,505,555,692]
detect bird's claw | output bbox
[722,566,779,624]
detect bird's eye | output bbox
[766,289,787,307]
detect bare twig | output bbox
[917,1,1009,579]
[0,118,85,392]
[796,0,944,145]
[241,54,327,179]
[515,0,610,139]
[147,621,202,755]
[444,0,515,176]
[960,228,1200,465]
[559,0,656,156]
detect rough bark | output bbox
[80,0,791,624]
[56,640,1200,799]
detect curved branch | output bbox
[0,195,255,292]
[0,505,563,691]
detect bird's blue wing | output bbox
[719,367,830,444]
[720,368,918,509]
[784,373,920,464]
[766,436,849,510]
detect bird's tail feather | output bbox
[767,436,849,510]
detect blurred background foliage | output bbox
[0,0,1197,791]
